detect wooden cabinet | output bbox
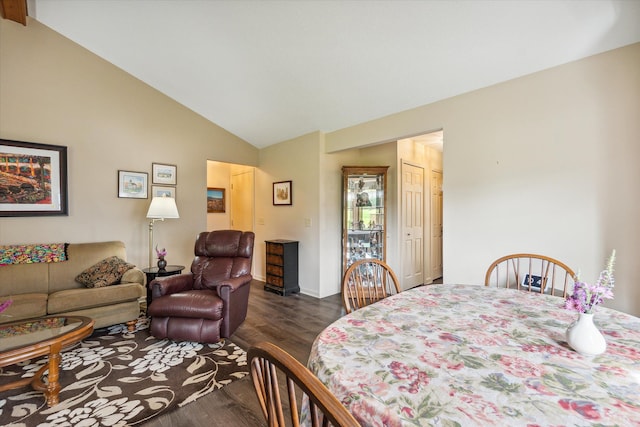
[264,240,299,296]
[342,166,389,274]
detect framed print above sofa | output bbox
[0,139,68,217]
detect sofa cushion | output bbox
[75,256,135,288]
[0,263,49,296]
[48,282,144,314]
[62,301,141,330]
[0,293,48,324]
[121,268,145,286]
[49,241,129,293]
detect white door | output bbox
[401,162,424,290]
[230,170,254,231]
[431,170,443,279]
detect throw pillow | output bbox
[75,256,135,288]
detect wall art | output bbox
[118,170,148,199]
[0,139,68,217]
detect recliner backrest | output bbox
[191,230,255,290]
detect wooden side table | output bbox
[143,265,185,306]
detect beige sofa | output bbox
[0,241,145,329]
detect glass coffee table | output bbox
[0,316,94,406]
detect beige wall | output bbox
[3,17,638,316]
[255,132,321,294]
[326,43,640,316]
[0,18,258,271]
[255,132,401,297]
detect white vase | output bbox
[566,312,607,356]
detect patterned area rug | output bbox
[0,317,248,426]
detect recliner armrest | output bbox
[210,275,252,295]
[151,273,194,299]
[214,274,252,338]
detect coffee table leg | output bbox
[31,343,62,407]
[45,348,62,406]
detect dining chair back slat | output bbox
[248,342,360,427]
[485,253,575,298]
[342,259,401,314]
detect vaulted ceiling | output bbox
[7,1,640,148]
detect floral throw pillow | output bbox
[75,256,135,288]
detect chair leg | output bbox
[126,319,137,332]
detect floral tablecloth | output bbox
[308,284,640,426]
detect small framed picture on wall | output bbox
[118,170,148,199]
[207,187,225,213]
[273,180,292,205]
[152,163,177,185]
[151,185,176,199]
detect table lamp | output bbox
[146,195,179,268]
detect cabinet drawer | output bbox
[266,274,283,287]
[266,243,284,255]
[267,254,283,265]
[266,264,283,276]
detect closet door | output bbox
[230,169,254,231]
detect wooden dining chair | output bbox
[484,253,575,298]
[341,258,401,314]
[248,341,360,427]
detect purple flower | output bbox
[564,250,615,314]
[0,299,12,313]
[155,245,167,259]
[564,297,584,313]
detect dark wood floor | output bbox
[143,280,345,427]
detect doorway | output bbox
[206,161,255,232]
[230,169,254,231]
[398,130,443,288]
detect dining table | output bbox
[307,284,640,426]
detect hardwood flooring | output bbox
[143,280,345,427]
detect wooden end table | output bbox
[143,265,185,306]
[0,316,94,407]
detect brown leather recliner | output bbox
[148,230,255,343]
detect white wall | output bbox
[325,43,640,316]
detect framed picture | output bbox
[523,274,547,292]
[152,163,177,185]
[273,180,292,205]
[0,139,68,217]
[118,170,148,199]
[151,185,176,199]
[207,187,225,213]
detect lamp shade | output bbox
[146,195,180,219]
